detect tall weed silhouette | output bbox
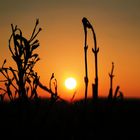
[82,17,99,102]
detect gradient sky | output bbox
[0,0,140,101]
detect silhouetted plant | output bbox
[108,62,114,99]
[114,86,124,100]
[70,90,77,103]
[82,17,89,103]
[82,17,99,102]
[0,19,41,102]
[0,59,17,101]
[107,62,124,100]
[49,73,54,92]
[49,73,58,102]
[114,85,120,98]
[30,72,40,101]
[38,81,65,102]
[90,21,99,101]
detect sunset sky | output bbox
[0,0,140,101]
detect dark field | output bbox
[0,98,140,139]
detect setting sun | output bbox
[65,77,77,90]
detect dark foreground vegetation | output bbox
[0,98,140,139]
[0,18,138,139]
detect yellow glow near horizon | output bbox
[65,77,77,90]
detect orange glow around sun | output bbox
[65,77,77,90]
